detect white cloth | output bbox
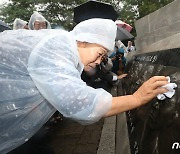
[112,75,118,81]
[157,76,177,100]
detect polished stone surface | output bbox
[123,48,180,154]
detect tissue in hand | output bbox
[157,76,177,100]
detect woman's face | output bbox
[34,21,47,30]
[23,24,29,30]
[78,43,108,72]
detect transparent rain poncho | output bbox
[0,30,56,154]
[28,30,112,124]
[0,28,112,153]
[13,18,28,30]
[28,11,51,30]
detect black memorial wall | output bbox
[121,48,180,154]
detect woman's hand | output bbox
[117,73,127,79]
[105,76,169,117]
[133,76,169,105]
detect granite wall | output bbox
[121,0,180,153]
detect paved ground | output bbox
[49,118,104,154]
[8,117,104,154]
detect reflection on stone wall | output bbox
[121,48,180,154]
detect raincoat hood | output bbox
[13,18,28,30]
[28,11,51,30]
[71,18,117,51]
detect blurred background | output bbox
[0,0,174,37]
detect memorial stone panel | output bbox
[121,48,180,154]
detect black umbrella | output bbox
[0,20,11,32]
[74,1,118,24]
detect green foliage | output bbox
[0,0,35,26]
[35,0,86,30]
[0,0,86,30]
[0,0,174,31]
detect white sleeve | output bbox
[112,75,118,81]
[28,31,112,124]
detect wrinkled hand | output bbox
[133,76,168,105]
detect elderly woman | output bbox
[28,11,51,30]
[0,18,168,153]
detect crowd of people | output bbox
[13,11,51,30]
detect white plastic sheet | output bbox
[0,29,112,153]
[28,30,112,124]
[13,18,27,30]
[0,30,56,154]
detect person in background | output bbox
[127,40,135,52]
[13,18,29,30]
[81,54,127,91]
[117,47,126,75]
[100,55,127,80]
[109,46,127,75]
[115,40,128,57]
[28,11,51,30]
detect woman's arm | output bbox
[105,76,168,117]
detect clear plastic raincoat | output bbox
[0,28,112,153]
[0,29,56,154]
[28,11,51,30]
[13,18,28,30]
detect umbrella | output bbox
[116,26,134,41]
[115,20,134,41]
[73,0,118,24]
[115,20,132,32]
[0,20,11,32]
